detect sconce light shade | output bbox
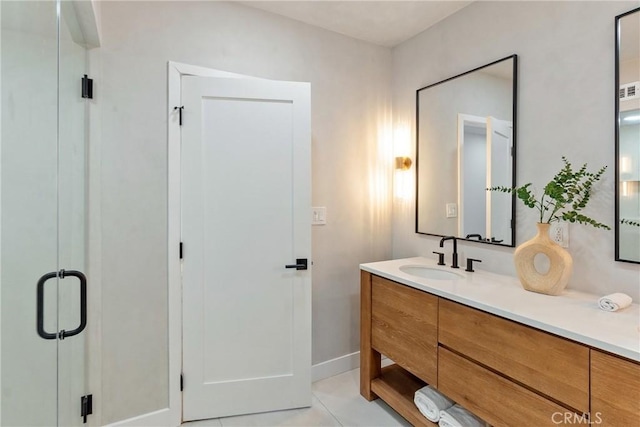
[395,156,412,171]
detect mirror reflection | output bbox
[416,55,517,246]
[616,8,640,263]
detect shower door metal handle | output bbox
[36,269,87,340]
[58,270,87,339]
[37,272,59,340]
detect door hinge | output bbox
[81,75,93,99]
[81,394,93,424]
[174,106,184,126]
[180,373,184,391]
[180,242,183,259]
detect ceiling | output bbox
[239,1,474,47]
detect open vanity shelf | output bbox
[370,365,432,427]
[360,266,640,426]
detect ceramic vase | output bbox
[513,223,573,296]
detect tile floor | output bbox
[182,368,410,427]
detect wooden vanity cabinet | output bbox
[360,271,437,426]
[591,350,640,426]
[371,274,438,385]
[438,347,573,427]
[439,299,590,413]
[360,272,640,426]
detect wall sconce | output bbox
[395,156,412,171]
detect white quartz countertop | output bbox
[360,257,640,362]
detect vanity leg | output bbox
[360,270,381,401]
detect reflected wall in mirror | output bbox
[416,55,517,246]
[616,8,640,264]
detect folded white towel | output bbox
[598,293,633,312]
[439,404,485,427]
[414,385,454,422]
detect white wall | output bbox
[392,1,640,300]
[96,1,392,423]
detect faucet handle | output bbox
[433,251,445,266]
[465,258,482,272]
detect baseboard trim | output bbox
[312,351,361,382]
[106,352,388,425]
[311,352,394,383]
[104,407,179,427]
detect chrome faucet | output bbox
[439,236,459,269]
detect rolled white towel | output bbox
[439,404,485,427]
[598,293,633,312]
[414,385,454,422]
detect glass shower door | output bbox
[1,1,88,425]
[58,2,88,426]
[1,1,60,425]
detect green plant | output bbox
[621,218,640,227]
[488,156,610,229]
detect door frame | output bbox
[170,62,261,427]
[168,62,267,425]
[104,62,255,427]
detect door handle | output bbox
[37,272,59,340]
[58,270,87,339]
[285,258,308,271]
[36,269,87,340]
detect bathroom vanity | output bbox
[360,258,640,426]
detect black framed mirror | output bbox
[416,55,517,247]
[615,8,640,264]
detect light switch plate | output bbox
[312,207,326,225]
[446,203,458,218]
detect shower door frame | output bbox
[0,0,100,425]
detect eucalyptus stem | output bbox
[487,157,610,230]
[538,194,546,223]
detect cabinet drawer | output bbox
[438,347,576,427]
[371,275,438,385]
[591,350,640,426]
[438,299,589,412]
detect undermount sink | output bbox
[399,265,464,281]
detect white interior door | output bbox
[458,113,488,239]
[486,116,513,243]
[181,76,311,421]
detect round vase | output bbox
[514,223,573,296]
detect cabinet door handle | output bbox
[285,259,308,271]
